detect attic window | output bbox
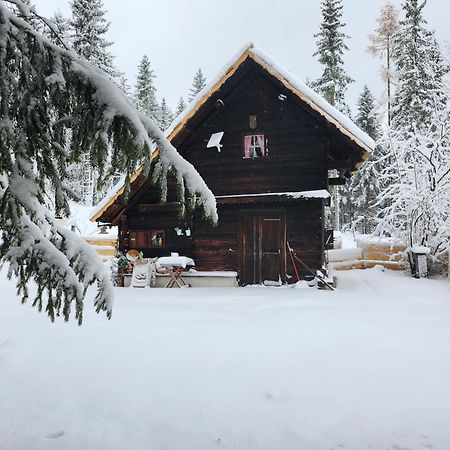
[244,134,266,158]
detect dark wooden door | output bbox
[240,210,286,285]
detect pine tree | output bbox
[355,87,380,139]
[312,0,353,115]
[157,98,174,131]
[134,55,159,121]
[368,2,400,126]
[343,86,381,234]
[312,0,353,232]
[391,0,448,131]
[175,96,186,117]
[188,68,207,102]
[0,0,216,323]
[70,0,117,78]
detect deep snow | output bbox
[1,267,450,450]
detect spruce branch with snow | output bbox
[0,0,216,323]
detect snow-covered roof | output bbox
[168,43,375,154]
[91,43,373,223]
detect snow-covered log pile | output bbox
[327,237,406,271]
[0,0,216,323]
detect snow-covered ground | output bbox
[1,267,450,450]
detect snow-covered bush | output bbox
[374,0,450,276]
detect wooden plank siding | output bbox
[179,63,328,196]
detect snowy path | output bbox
[1,268,450,450]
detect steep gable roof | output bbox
[91,43,375,223]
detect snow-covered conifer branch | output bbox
[0,0,216,322]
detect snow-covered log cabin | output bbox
[91,44,375,285]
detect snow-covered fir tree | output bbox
[343,86,381,234]
[312,0,353,115]
[158,98,174,131]
[375,0,450,271]
[188,68,207,102]
[391,0,448,130]
[69,0,127,205]
[134,55,159,122]
[175,96,187,117]
[312,0,353,232]
[70,0,117,78]
[368,2,400,126]
[0,0,216,323]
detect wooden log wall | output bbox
[179,62,328,196]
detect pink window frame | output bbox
[244,134,265,158]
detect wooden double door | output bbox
[239,210,286,285]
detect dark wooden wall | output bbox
[192,201,324,282]
[178,61,328,196]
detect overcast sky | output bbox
[34,0,450,113]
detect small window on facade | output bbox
[249,115,257,129]
[244,134,266,158]
[149,230,165,248]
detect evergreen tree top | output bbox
[312,0,353,114]
[158,98,174,131]
[189,68,207,101]
[175,96,187,117]
[134,54,159,119]
[70,0,117,77]
[356,86,380,140]
[392,0,449,131]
